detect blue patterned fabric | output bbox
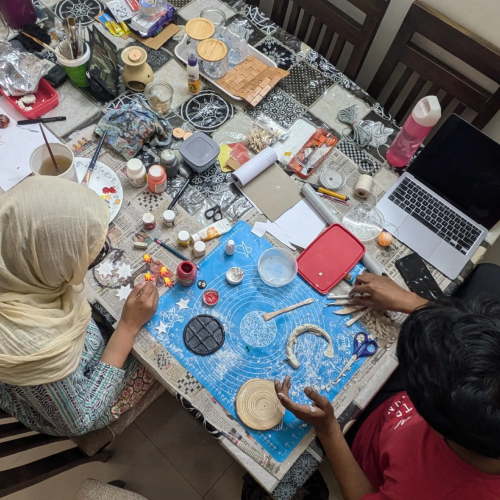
[0,320,140,436]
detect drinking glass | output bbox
[200,8,226,39]
[226,23,249,65]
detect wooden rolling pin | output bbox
[262,298,314,322]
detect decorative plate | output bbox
[74,158,123,222]
[54,0,104,26]
[179,90,235,132]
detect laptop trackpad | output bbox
[397,217,441,259]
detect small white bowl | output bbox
[226,267,244,285]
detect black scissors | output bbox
[205,204,223,222]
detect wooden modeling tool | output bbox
[346,308,373,327]
[333,306,365,315]
[262,298,314,322]
[324,299,351,307]
[327,293,350,299]
[39,125,60,173]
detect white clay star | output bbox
[176,298,190,310]
[117,263,133,279]
[156,321,168,335]
[116,284,132,301]
[96,261,114,277]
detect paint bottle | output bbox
[176,260,197,287]
[177,230,191,247]
[127,158,147,187]
[163,209,176,227]
[187,54,200,94]
[193,240,206,258]
[225,239,235,256]
[160,149,180,177]
[143,212,156,230]
[148,164,167,193]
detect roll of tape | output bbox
[354,174,374,199]
[320,169,345,190]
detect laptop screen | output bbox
[409,114,500,229]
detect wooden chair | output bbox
[268,0,391,80]
[367,0,500,128]
[0,411,111,498]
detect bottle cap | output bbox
[160,149,176,163]
[163,209,176,222]
[194,241,206,252]
[178,230,190,242]
[127,158,144,173]
[143,212,155,224]
[148,165,165,181]
[412,96,441,127]
[188,54,198,66]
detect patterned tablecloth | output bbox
[6,1,489,498]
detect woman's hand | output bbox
[275,376,339,440]
[348,273,428,314]
[120,282,159,333]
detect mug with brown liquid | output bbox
[30,143,78,182]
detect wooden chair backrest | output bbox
[367,0,500,128]
[268,0,390,80]
[0,411,111,498]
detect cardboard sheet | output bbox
[130,23,180,50]
[241,162,301,221]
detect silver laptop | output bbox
[376,114,500,280]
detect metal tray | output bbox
[174,34,277,101]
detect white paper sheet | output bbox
[0,101,60,192]
[251,220,296,250]
[274,199,326,249]
[231,147,277,187]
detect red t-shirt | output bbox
[351,391,500,499]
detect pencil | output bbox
[309,183,349,201]
[154,238,200,269]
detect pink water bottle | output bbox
[386,96,441,168]
[0,0,36,30]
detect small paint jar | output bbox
[160,149,179,177]
[193,240,206,258]
[163,209,176,227]
[143,212,156,230]
[176,260,197,287]
[148,164,167,194]
[225,239,235,256]
[203,289,219,306]
[127,158,147,187]
[177,230,190,247]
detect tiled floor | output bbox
[2,392,344,500]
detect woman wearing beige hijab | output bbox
[0,176,159,436]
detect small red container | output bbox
[176,260,197,287]
[203,289,219,306]
[0,78,59,119]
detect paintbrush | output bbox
[154,238,200,270]
[39,125,60,174]
[21,32,71,62]
[81,131,107,187]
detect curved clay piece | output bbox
[285,324,334,369]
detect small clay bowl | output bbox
[203,288,219,306]
[226,267,244,285]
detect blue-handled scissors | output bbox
[335,332,378,383]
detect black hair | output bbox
[397,296,500,458]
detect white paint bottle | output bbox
[126,158,147,188]
[225,239,235,256]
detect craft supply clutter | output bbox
[0,0,405,470]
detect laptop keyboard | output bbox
[389,178,482,255]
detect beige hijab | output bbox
[0,176,109,386]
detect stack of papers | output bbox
[252,199,327,250]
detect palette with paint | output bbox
[74,158,123,222]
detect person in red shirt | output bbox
[275,265,500,500]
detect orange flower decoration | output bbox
[143,254,152,263]
[145,272,154,281]
[160,266,169,278]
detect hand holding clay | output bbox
[349,273,428,314]
[275,376,339,440]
